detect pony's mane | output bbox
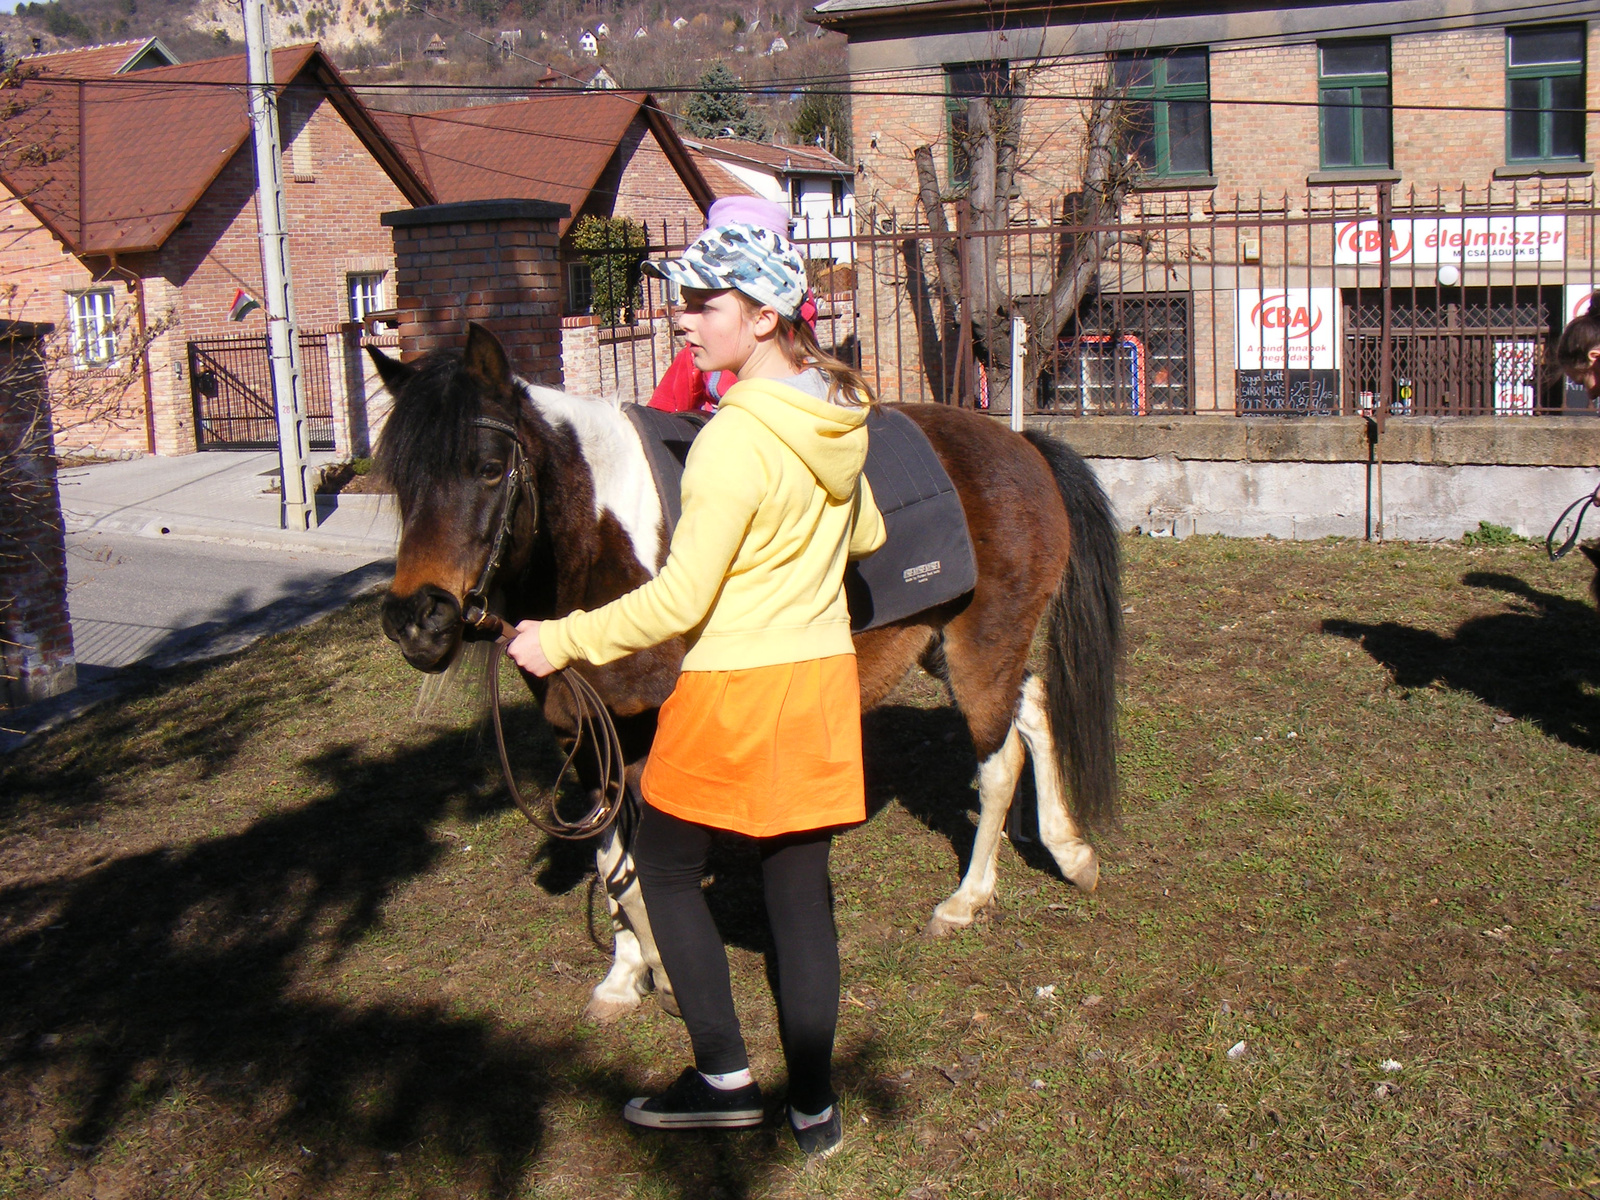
[373,348,663,569]
[374,351,487,514]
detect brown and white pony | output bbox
[371,324,1122,1020]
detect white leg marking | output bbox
[586,829,677,1021]
[1015,674,1099,892]
[926,724,1025,937]
[520,382,664,572]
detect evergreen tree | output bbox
[682,63,769,142]
[791,88,851,162]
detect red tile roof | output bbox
[687,137,851,176]
[24,37,177,76]
[686,149,759,198]
[370,91,713,234]
[1,43,432,255]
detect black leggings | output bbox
[634,803,839,1115]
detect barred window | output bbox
[69,288,116,367]
[1043,293,1192,415]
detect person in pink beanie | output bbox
[647,197,817,413]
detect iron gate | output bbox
[189,334,335,449]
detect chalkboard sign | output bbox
[1236,370,1341,416]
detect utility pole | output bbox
[243,0,316,530]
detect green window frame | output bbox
[1112,49,1211,177]
[944,60,1011,187]
[1507,25,1586,163]
[1318,39,1391,169]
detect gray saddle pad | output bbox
[624,403,977,632]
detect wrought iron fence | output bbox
[189,333,335,449]
[564,178,1599,419]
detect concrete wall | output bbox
[1038,415,1600,540]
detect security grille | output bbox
[1041,292,1191,415]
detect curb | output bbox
[62,495,400,557]
[1,558,396,755]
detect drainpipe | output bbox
[102,254,156,454]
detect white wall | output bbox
[1088,454,1595,541]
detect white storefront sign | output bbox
[1236,288,1340,370]
[1334,216,1566,265]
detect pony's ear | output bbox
[462,322,513,394]
[1582,542,1600,569]
[367,346,415,395]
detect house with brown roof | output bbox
[681,137,855,261]
[370,90,729,316]
[0,42,432,456]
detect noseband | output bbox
[461,414,626,841]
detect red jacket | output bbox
[647,346,735,413]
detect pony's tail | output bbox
[1023,432,1123,836]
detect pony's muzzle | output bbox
[381,584,463,672]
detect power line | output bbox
[48,71,1600,120]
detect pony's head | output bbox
[371,323,540,672]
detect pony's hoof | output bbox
[922,911,969,939]
[1064,851,1099,893]
[585,993,641,1023]
[656,989,682,1018]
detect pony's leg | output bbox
[925,722,1026,936]
[585,827,679,1021]
[1015,674,1099,892]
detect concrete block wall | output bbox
[1038,415,1600,541]
[0,326,75,708]
[384,199,569,387]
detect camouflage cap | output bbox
[644,223,808,320]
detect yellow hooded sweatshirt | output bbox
[538,377,887,673]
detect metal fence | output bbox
[564,178,1599,419]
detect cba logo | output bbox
[1249,294,1323,340]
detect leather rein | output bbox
[459,415,628,841]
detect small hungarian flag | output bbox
[228,288,261,321]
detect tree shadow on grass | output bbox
[1322,569,1600,753]
[0,718,807,1197]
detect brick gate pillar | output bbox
[381,199,571,386]
[0,321,76,709]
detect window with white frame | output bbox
[831,178,845,216]
[348,272,385,321]
[790,177,804,216]
[69,288,116,367]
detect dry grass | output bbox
[2,534,1598,1199]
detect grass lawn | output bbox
[2,535,1597,1199]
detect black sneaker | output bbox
[623,1067,764,1130]
[789,1105,843,1158]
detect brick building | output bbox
[371,92,718,318]
[813,0,1599,416]
[0,43,432,456]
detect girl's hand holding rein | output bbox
[508,620,555,677]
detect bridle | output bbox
[460,415,627,841]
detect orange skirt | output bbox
[640,655,865,837]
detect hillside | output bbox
[3,0,848,139]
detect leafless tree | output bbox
[909,57,1144,404]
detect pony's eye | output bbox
[479,461,505,483]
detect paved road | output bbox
[65,528,391,682]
